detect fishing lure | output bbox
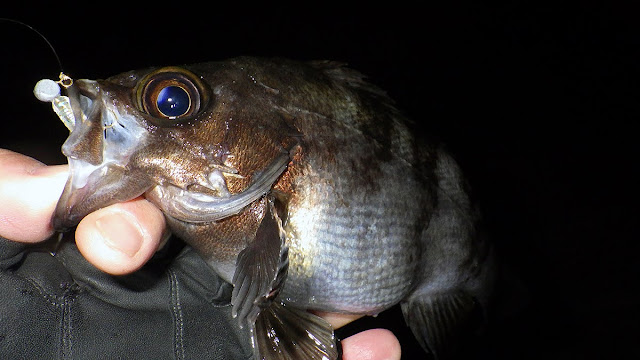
[0,19,78,130]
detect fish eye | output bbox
[156,85,191,118]
[136,67,209,124]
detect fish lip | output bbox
[68,79,99,127]
[52,158,151,232]
[52,159,109,231]
[52,80,105,231]
[53,187,89,232]
[52,189,84,232]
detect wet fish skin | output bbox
[51,57,495,359]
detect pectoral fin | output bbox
[231,199,288,326]
[401,291,478,359]
[231,200,338,360]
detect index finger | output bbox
[0,149,68,242]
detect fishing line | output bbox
[0,18,65,74]
[1,18,78,129]
[1,17,73,93]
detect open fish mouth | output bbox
[51,79,154,231]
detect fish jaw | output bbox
[52,79,153,231]
[53,160,152,231]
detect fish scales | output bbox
[282,156,426,310]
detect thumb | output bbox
[75,197,167,275]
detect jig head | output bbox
[34,73,77,131]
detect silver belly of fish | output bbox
[282,160,425,314]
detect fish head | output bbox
[53,61,297,231]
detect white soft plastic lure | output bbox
[35,73,76,130]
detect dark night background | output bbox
[2,2,638,359]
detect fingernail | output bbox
[95,212,144,257]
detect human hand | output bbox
[0,149,165,275]
[0,148,401,360]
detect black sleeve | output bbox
[0,236,252,359]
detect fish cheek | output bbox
[129,145,213,190]
[165,198,267,282]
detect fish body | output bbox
[50,57,494,359]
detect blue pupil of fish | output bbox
[156,86,191,118]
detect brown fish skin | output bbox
[52,57,494,359]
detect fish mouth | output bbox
[52,79,153,231]
[145,151,291,223]
[52,159,105,230]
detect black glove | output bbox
[0,235,252,359]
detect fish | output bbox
[46,57,495,359]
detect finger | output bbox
[0,149,68,242]
[341,329,401,360]
[75,196,167,275]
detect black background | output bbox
[2,2,638,359]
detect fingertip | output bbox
[75,198,166,275]
[341,329,401,360]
